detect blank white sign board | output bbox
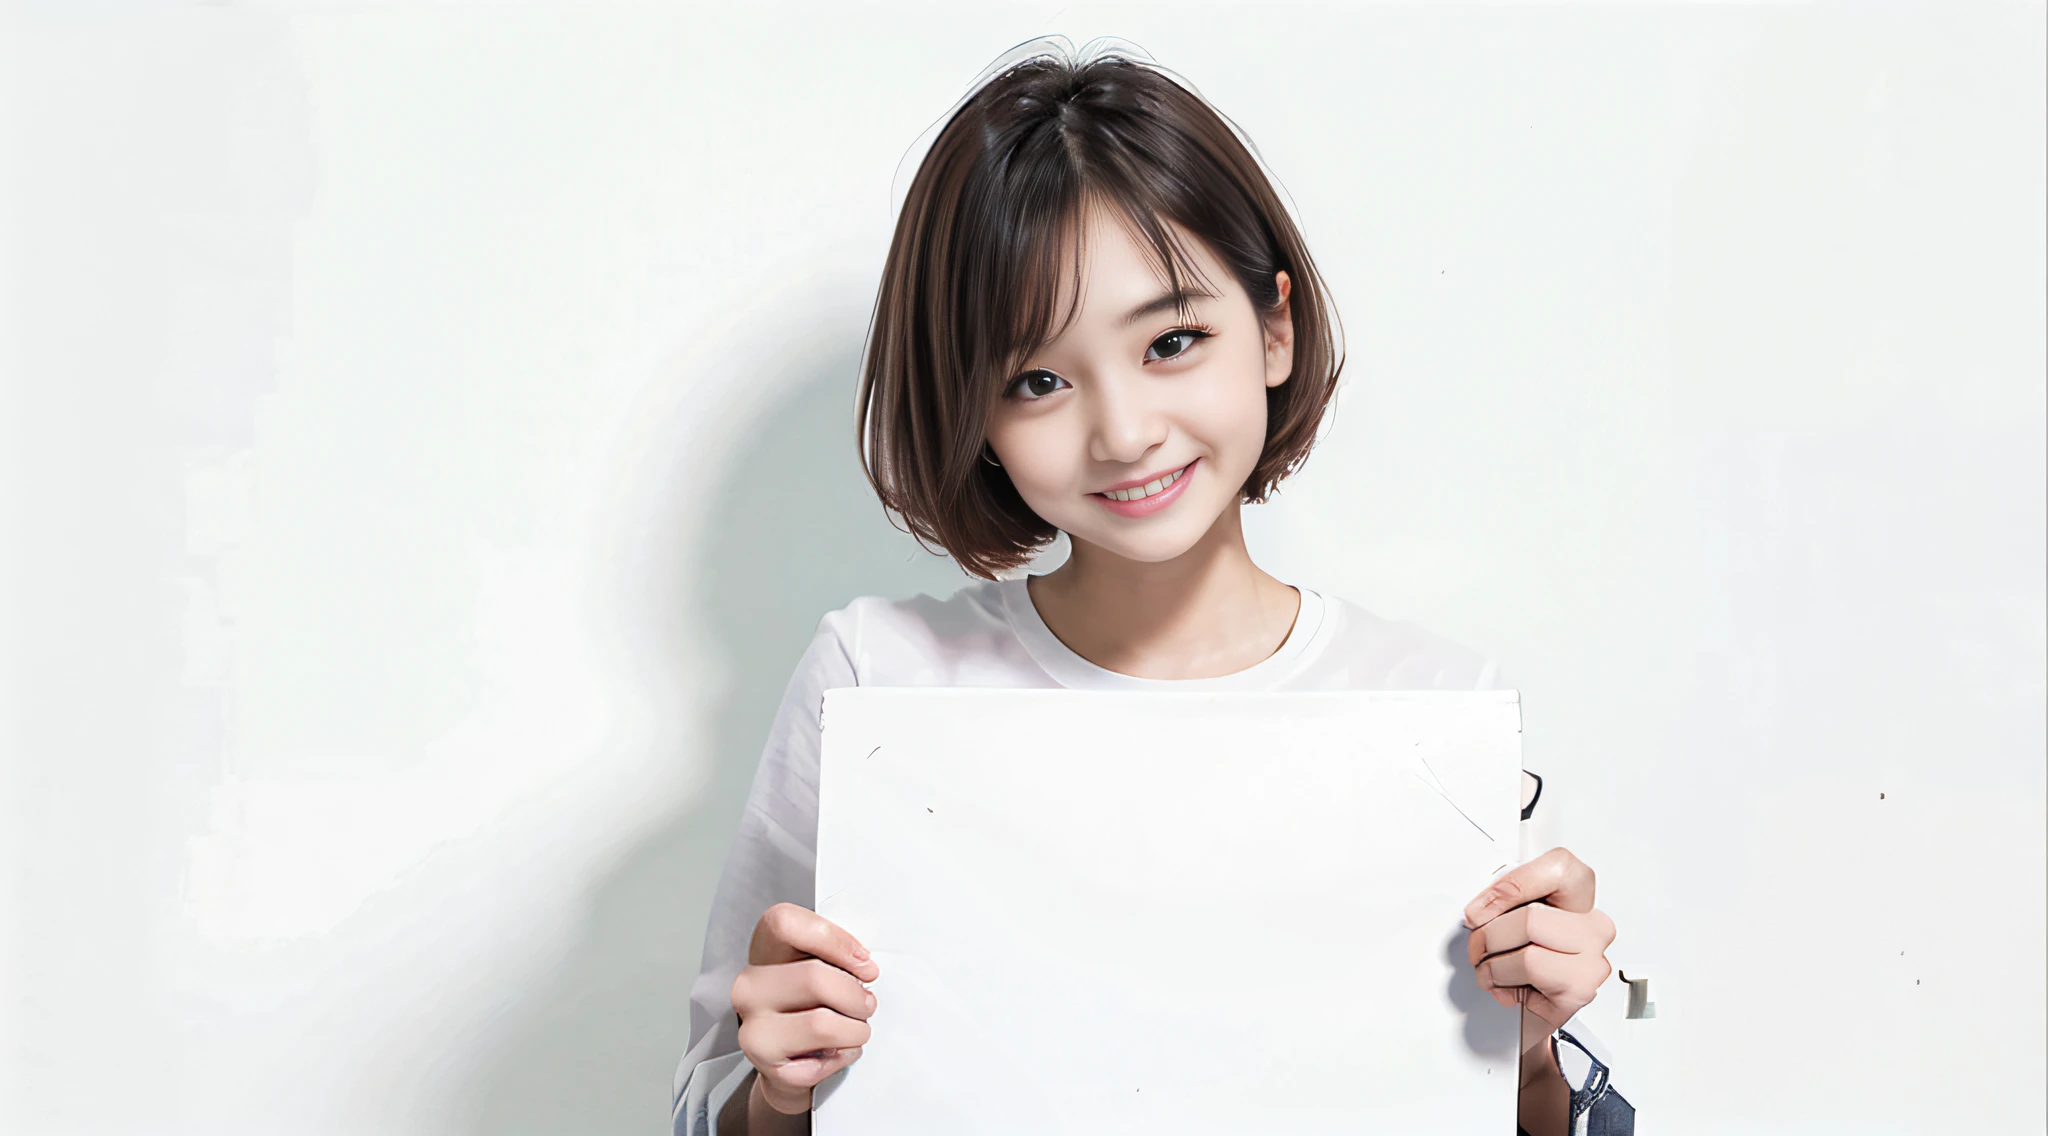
[813,688,1526,1135]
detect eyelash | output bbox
[1002,323,1217,401]
[1147,322,1216,362]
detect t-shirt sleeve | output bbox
[672,619,858,1135]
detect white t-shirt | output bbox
[671,578,1539,1134]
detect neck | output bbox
[1028,502,1301,680]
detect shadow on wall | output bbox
[456,342,967,1135]
[1442,922,1518,1062]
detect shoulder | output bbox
[1300,593,1540,809]
[811,579,1040,686]
[749,580,1028,806]
[1308,594,1543,816]
[1303,592,1506,691]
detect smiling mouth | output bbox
[1094,462,1191,502]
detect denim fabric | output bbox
[1556,1027,1633,1136]
[1586,1088,1635,1136]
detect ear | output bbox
[1262,270,1295,389]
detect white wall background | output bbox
[3,2,2042,1133]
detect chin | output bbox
[1073,532,1207,564]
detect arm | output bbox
[672,623,858,1135]
[715,1068,812,1136]
[1516,1008,1572,1136]
[1463,849,1618,1136]
[1477,678,1631,1133]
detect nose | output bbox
[1086,374,1167,466]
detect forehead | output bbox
[1043,198,1232,331]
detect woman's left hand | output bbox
[1463,846,1616,1031]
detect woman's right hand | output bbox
[730,902,880,1117]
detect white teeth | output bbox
[1105,465,1185,502]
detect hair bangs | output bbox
[992,183,1227,386]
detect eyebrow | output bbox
[1119,286,1217,329]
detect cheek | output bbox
[987,415,1080,498]
[1191,347,1273,446]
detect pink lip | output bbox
[1091,459,1197,518]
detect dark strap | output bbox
[1521,770,1544,821]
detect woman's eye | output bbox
[1145,328,1211,362]
[1005,370,1070,400]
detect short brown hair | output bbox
[856,50,1344,580]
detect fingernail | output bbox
[864,990,876,1012]
[852,944,870,961]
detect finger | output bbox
[739,1005,873,1067]
[759,1045,867,1105]
[750,902,879,982]
[1466,904,1540,969]
[733,958,877,1021]
[1471,905,1532,962]
[1527,906,1615,956]
[1479,945,1611,1009]
[1515,955,1613,1029]
[1473,905,1615,961]
[1478,943,1557,992]
[1463,847,1596,928]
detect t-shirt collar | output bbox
[998,576,1327,691]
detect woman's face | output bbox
[983,201,1294,565]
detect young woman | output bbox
[673,46,1631,1136]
